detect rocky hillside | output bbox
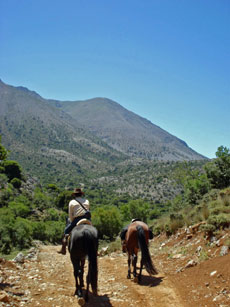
[49,97,206,161]
[0,80,126,186]
[0,79,206,193]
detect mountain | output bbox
[0,79,206,199]
[49,97,206,161]
[0,80,126,186]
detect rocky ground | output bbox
[0,226,230,307]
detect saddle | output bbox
[77,218,92,226]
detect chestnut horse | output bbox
[69,223,98,305]
[124,221,157,282]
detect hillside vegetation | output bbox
[0,135,229,257]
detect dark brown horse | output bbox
[123,221,157,283]
[68,223,98,305]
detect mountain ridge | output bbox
[0,79,207,199]
[48,96,205,161]
[0,79,206,161]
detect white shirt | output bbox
[68,197,90,222]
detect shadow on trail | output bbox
[75,290,112,307]
[138,275,164,287]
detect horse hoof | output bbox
[78,297,85,306]
[92,290,98,296]
[127,275,131,279]
[133,276,138,283]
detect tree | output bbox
[92,206,122,239]
[13,217,33,248]
[0,136,8,161]
[127,200,150,223]
[55,190,72,212]
[184,172,210,206]
[3,160,23,181]
[205,146,230,189]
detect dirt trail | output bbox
[23,245,184,307]
[1,229,230,306]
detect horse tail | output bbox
[136,225,158,275]
[84,229,98,293]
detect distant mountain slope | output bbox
[50,98,206,161]
[0,80,126,186]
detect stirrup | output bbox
[77,218,92,226]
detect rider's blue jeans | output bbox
[64,213,89,235]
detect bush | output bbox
[207,213,230,229]
[44,221,65,243]
[0,185,14,207]
[205,146,230,189]
[0,173,8,188]
[0,136,8,161]
[120,199,151,223]
[184,173,210,206]
[32,221,47,241]
[0,208,15,254]
[55,190,72,212]
[11,178,22,189]
[200,223,216,235]
[9,201,30,218]
[3,160,23,181]
[201,204,210,220]
[92,206,122,240]
[33,188,50,210]
[44,208,60,221]
[169,213,184,233]
[13,217,33,249]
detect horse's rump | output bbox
[69,224,98,251]
[125,221,149,251]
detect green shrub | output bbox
[44,208,60,221]
[32,221,47,241]
[207,213,230,229]
[0,208,15,254]
[44,221,65,243]
[205,146,230,189]
[198,250,209,261]
[13,217,33,249]
[120,199,151,223]
[201,204,210,220]
[33,188,50,210]
[92,206,122,240]
[200,223,216,235]
[0,136,8,161]
[3,160,23,181]
[55,190,72,212]
[0,173,8,188]
[11,178,22,189]
[9,201,30,217]
[0,186,14,207]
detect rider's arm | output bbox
[68,201,75,222]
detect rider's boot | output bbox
[57,235,68,255]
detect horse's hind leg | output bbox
[80,259,85,289]
[138,258,144,283]
[85,265,90,302]
[72,260,82,297]
[127,254,131,279]
[132,254,138,282]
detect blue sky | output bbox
[0,0,229,158]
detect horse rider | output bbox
[58,188,91,255]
